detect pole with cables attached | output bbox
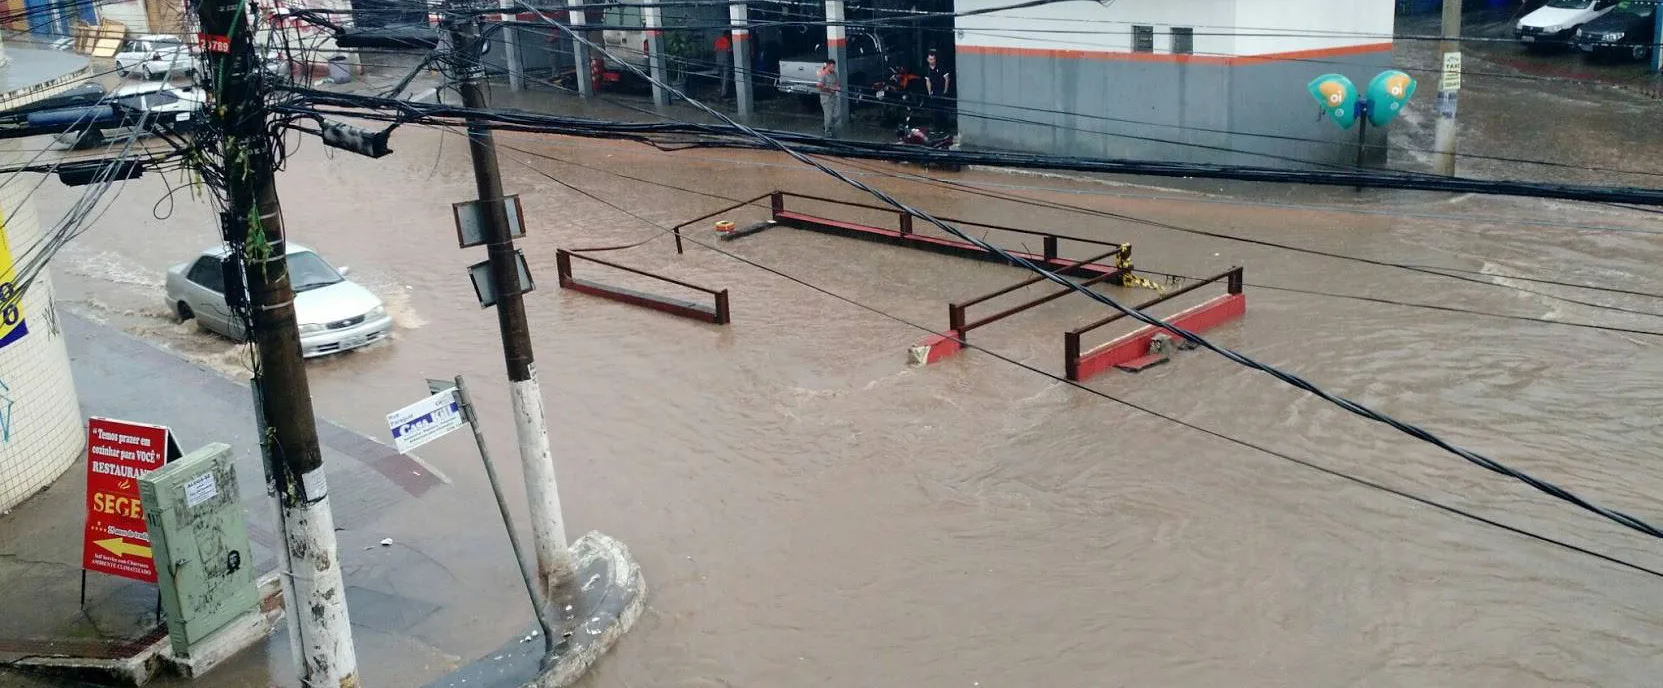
[194,0,360,684]
[443,3,577,604]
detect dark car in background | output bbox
[1573,1,1657,61]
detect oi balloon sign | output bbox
[1307,73,1358,129]
[1365,70,1417,127]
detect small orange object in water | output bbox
[714,220,736,233]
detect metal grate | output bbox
[326,314,365,330]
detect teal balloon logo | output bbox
[1365,70,1417,127]
[1308,74,1358,129]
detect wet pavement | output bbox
[7,26,1663,686]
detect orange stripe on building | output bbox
[956,41,1393,66]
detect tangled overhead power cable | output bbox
[457,123,1663,582]
[495,3,1663,542]
[276,86,1663,207]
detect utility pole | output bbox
[193,0,360,684]
[1432,0,1462,176]
[444,8,577,601]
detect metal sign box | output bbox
[139,442,259,656]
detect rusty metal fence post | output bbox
[1227,267,1244,294]
[715,290,731,325]
[556,248,573,287]
[1043,236,1058,262]
[948,303,966,340]
[899,212,913,235]
[1064,331,1080,382]
[770,191,784,217]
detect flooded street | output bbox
[26,48,1663,686]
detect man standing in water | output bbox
[924,49,952,132]
[818,58,840,137]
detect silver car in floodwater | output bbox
[164,244,392,358]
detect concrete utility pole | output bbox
[570,0,592,97]
[1652,4,1663,73]
[730,1,753,121]
[499,0,524,91]
[644,0,669,108]
[444,9,577,600]
[1432,0,1462,176]
[825,0,848,133]
[193,0,360,684]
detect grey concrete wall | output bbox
[957,50,1395,169]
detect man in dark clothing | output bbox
[923,50,952,132]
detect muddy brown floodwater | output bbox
[32,116,1663,687]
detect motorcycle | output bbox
[894,114,960,172]
[871,65,924,127]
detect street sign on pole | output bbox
[453,196,526,248]
[82,417,182,584]
[386,389,465,454]
[467,250,535,308]
[1440,52,1462,91]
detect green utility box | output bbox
[138,442,258,656]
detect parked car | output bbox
[114,34,196,79]
[164,244,392,358]
[53,82,204,150]
[1573,1,1657,60]
[1515,0,1621,48]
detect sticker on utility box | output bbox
[386,389,464,454]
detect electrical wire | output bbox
[465,119,1663,582]
[509,5,1663,542]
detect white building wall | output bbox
[955,0,1239,56]
[0,54,91,514]
[954,0,1393,58]
[1231,0,1395,57]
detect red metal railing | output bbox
[947,248,1128,341]
[556,249,730,325]
[1064,267,1244,382]
[767,190,1134,279]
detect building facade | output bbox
[952,0,1397,167]
[0,39,92,513]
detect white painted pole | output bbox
[570,0,593,97]
[282,473,359,684]
[730,1,752,120]
[825,0,847,135]
[644,0,669,108]
[512,369,574,594]
[498,2,524,91]
[1431,0,1461,176]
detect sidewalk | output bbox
[1,313,541,686]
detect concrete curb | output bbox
[423,531,646,688]
[14,573,284,686]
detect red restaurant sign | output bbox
[81,418,179,584]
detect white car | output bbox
[54,82,204,150]
[165,244,393,358]
[1515,0,1620,46]
[114,34,196,79]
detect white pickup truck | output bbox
[776,32,898,103]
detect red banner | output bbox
[81,418,174,583]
